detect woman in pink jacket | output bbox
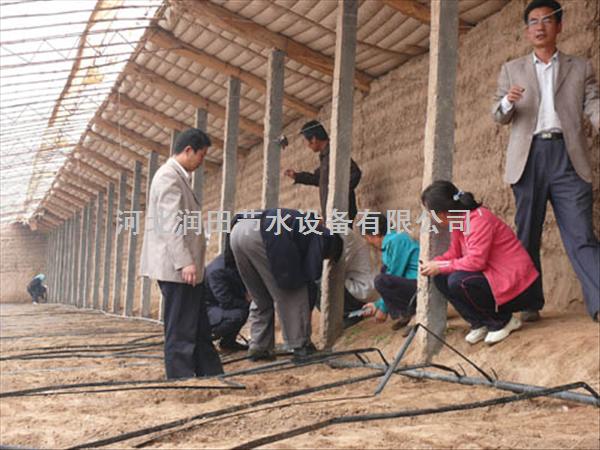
[420,181,542,345]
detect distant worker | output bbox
[27,274,47,304]
[284,120,362,222]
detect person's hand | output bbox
[361,303,377,317]
[284,169,296,180]
[506,85,525,104]
[374,309,388,323]
[420,260,441,277]
[181,264,197,286]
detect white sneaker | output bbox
[484,316,522,345]
[465,327,487,344]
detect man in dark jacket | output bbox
[27,274,47,304]
[284,120,362,221]
[204,253,250,352]
[230,209,343,361]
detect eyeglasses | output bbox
[527,16,555,27]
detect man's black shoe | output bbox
[220,340,249,352]
[292,342,317,360]
[247,348,276,362]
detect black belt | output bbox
[534,132,563,140]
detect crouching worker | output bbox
[204,252,250,352]
[230,209,343,361]
[360,213,420,330]
[420,181,542,345]
[27,274,47,304]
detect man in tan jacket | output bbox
[492,0,599,322]
[140,128,223,378]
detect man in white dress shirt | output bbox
[492,0,599,322]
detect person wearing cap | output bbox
[420,181,542,345]
[229,208,343,361]
[284,120,362,222]
[140,128,223,379]
[492,0,600,322]
[27,274,47,304]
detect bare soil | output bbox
[1,302,598,449]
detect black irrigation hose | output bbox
[20,340,163,352]
[0,342,163,361]
[0,330,158,340]
[230,382,595,450]
[0,352,162,362]
[17,384,246,398]
[67,372,383,449]
[0,377,243,399]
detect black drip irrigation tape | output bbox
[18,384,246,398]
[229,382,595,450]
[66,371,383,449]
[0,377,243,399]
[1,342,163,361]
[0,352,162,362]
[20,340,163,352]
[0,330,159,340]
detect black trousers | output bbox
[207,305,249,344]
[374,273,418,319]
[158,281,223,379]
[434,271,539,331]
[512,137,599,318]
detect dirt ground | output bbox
[0,302,598,449]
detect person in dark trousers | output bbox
[230,209,343,361]
[27,274,47,304]
[492,0,599,322]
[420,181,542,345]
[284,120,362,222]
[140,128,223,379]
[359,213,419,330]
[204,253,250,352]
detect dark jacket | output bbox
[203,254,248,311]
[294,145,362,220]
[259,208,342,291]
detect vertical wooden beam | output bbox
[46,231,53,302]
[77,205,89,308]
[82,200,94,308]
[140,153,158,318]
[261,49,285,209]
[124,160,142,317]
[92,191,104,309]
[102,182,115,311]
[112,172,128,313]
[70,212,80,305]
[59,223,68,303]
[320,0,359,350]
[64,219,72,304]
[194,109,207,207]
[219,76,241,253]
[416,0,458,360]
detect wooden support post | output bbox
[77,205,89,308]
[82,200,94,308]
[320,0,359,350]
[91,191,104,309]
[112,172,128,313]
[219,76,241,253]
[140,152,158,318]
[70,212,80,305]
[59,222,68,303]
[64,219,72,305]
[46,231,54,302]
[261,49,285,209]
[124,160,142,317]
[193,109,207,207]
[102,182,115,311]
[416,0,459,360]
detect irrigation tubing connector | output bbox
[230,382,598,450]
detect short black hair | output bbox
[421,181,481,213]
[524,0,562,24]
[300,120,329,141]
[364,212,388,237]
[173,128,211,154]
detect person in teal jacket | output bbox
[361,213,419,329]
